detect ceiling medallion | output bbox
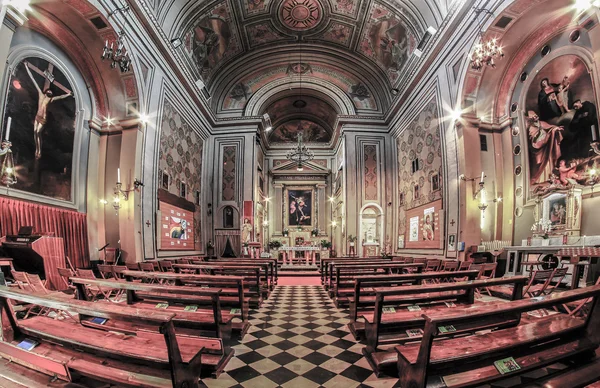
[293,99,307,108]
[280,0,322,31]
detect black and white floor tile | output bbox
[201,285,401,388]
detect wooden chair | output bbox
[139,262,155,272]
[442,261,459,272]
[57,268,76,292]
[125,262,140,271]
[424,259,442,272]
[111,265,128,279]
[97,264,115,279]
[458,261,472,271]
[103,247,117,265]
[11,271,35,292]
[76,269,113,300]
[159,260,175,272]
[563,277,600,316]
[523,269,555,298]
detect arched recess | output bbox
[246,78,355,117]
[359,203,384,251]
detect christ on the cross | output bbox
[24,61,73,159]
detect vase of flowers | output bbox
[347,235,357,247]
[531,219,553,241]
[320,240,332,250]
[282,229,289,237]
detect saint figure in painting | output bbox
[570,99,599,157]
[25,62,73,159]
[537,78,562,121]
[422,215,434,241]
[527,111,563,184]
[290,195,310,225]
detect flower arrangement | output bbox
[320,240,332,249]
[282,229,289,237]
[531,218,553,239]
[268,240,282,250]
[311,228,319,237]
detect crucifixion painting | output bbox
[24,61,74,159]
[2,57,77,200]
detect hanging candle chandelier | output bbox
[469,8,504,71]
[286,132,314,171]
[470,37,504,70]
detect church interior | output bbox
[1,0,600,386]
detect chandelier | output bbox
[286,131,314,171]
[101,31,131,73]
[470,37,503,70]
[100,6,132,73]
[469,8,504,71]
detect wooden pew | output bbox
[172,264,265,306]
[70,277,235,345]
[395,284,600,388]
[537,356,600,388]
[330,263,426,303]
[121,270,250,335]
[362,277,528,376]
[348,270,480,339]
[320,257,392,287]
[0,286,227,387]
[201,257,279,287]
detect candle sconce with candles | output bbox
[1,117,16,188]
[112,167,143,211]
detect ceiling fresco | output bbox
[167,0,426,110]
[269,119,332,143]
[266,95,337,127]
[220,62,378,111]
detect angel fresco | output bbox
[367,15,413,72]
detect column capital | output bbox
[4,4,28,31]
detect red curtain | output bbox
[0,196,89,268]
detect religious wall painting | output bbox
[220,63,377,111]
[288,188,313,226]
[269,119,331,143]
[331,0,359,17]
[320,23,352,47]
[2,57,76,201]
[266,95,337,127]
[360,2,417,82]
[247,23,285,48]
[182,2,239,77]
[524,55,600,193]
[246,0,270,15]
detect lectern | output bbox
[1,229,66,291]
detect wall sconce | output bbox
[460,172,486,200]
[113,168,143,211]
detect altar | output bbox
[280,246,320,265]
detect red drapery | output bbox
[0,196,89,268]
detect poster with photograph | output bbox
[409,216,419,242]
[447,234,456,252]
[422,207,435,241]
[159,201,194,250]
[398,235,405,249]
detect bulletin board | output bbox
[159,201,194,250]
[404,200,444,249]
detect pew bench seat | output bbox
[538,355,600,388]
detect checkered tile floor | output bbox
[201,285,400,388]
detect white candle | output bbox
[480,171,484,183]
[592,125,598,143]
[117,168,121,183]
[4,117,11,141]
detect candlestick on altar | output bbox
[4,117,11,141]
[117,168,121,183]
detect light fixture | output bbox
[113,167,143,211]
[329,196,335,202]
[264,196,271,202]
[170,38,183,49]
[139,113,149,124]
[101,30,131,73]
[469,9,504,71]
[262,113,272,132]
[5,0,31,13]
[99,199,108,205]
[575,0,600,11]
[263,220,269,226]
[287,133,314,171]
[451,108,463,122]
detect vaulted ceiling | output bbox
[149,0,449,138]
